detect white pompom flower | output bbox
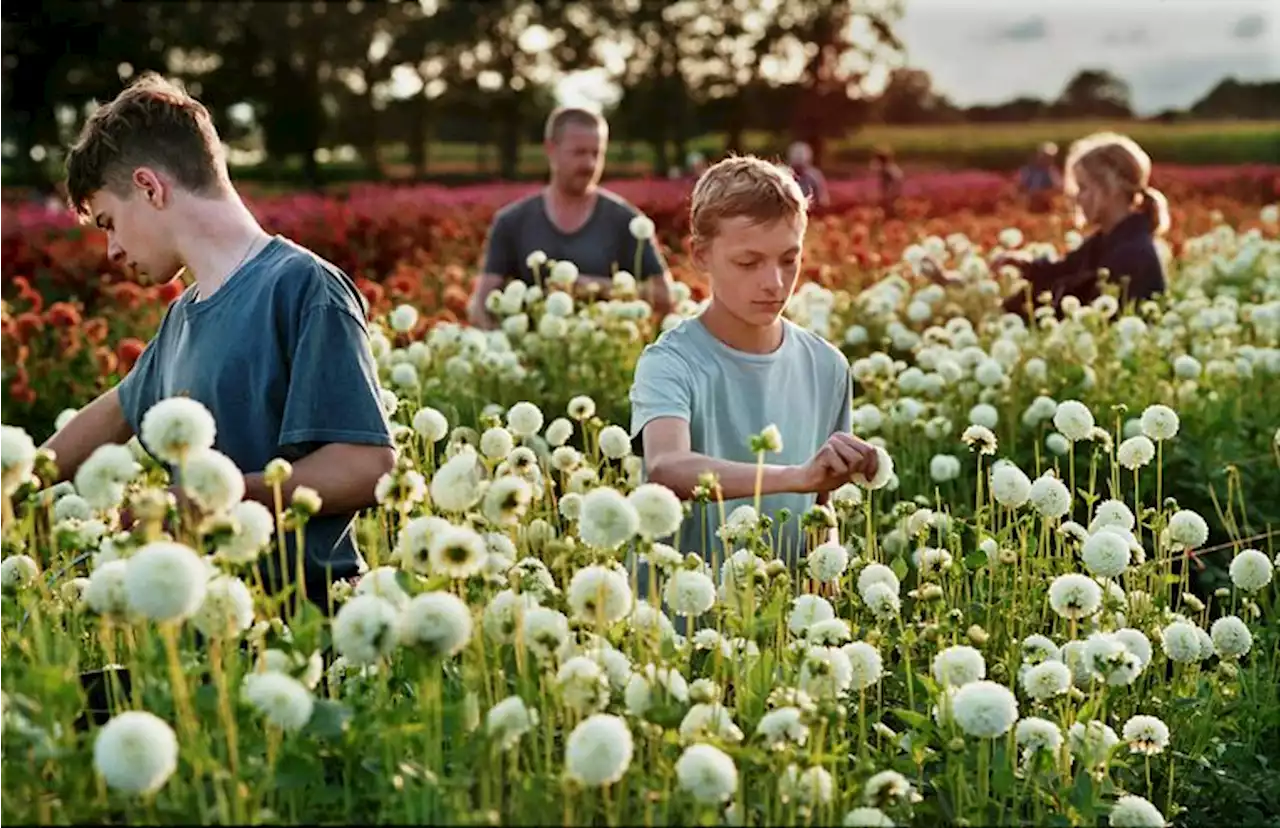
[242,671,314,732]
[567,565,633,624]
[1209,615,1252,658]
[74,444,141,511]
[92,711,179,795]
[1109,794,1166,827]
[676,743,738,805]
[990,463,1032,508]
[1121,715,1170,756]
[140,397,216,464]
[951,680,1019,738]
[332,594,400,665]
[181,449,245,515]
[124,541,210,623]
[1228,548,1273,592]
[398,592,474,657]
[565,714,634,787]
[505,401,544,438]
[486,695,539,751]
[628,483,684,540]
[1048,573,1102,620]
[1,425,37,496]
[191,575,255,639]
[577,487,640,550]
[932,645,987,688]
[851,445,894,490]
[1140,405,1179,441]
[1081,531,1131,578]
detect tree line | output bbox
[4,0,1275,190]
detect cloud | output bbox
[987,16,1048,43]
[1231,13,1266,39]
[1102,27,1150,46]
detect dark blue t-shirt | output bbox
[117,235,392,590]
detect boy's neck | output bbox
[175,197,270,299]
[699,300,786,355]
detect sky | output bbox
[556,0,1280,116]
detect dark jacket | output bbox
[1003,212,1166,316]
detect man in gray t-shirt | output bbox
[468,107,673,327]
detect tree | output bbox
[1056,69,1132,118]
[777,0,906,166]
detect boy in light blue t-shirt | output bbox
[629,156,881,571]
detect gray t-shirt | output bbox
[117,235,393,599]
[481,188,667,285]
[629,316,853,569]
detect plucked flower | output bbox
[852,445,894,489]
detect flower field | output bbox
[2,171,1280,825]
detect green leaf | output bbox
[890,556,909,581]
[306,699,354,740]
[891,707,932,732]
[964,551,988,570]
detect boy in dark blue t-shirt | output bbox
[42,72,395,610]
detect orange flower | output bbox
[14,312,43,343]
[116,337,146,372]
[84,318,109,344]
[95,346,119,377]
[157,278,185,303]
[46,301,82,328]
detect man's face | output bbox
[547,123,605,196]
[696,214,806,327]
[87,183,182,283]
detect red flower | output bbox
[14,312,43,343]
[157,278,184,303]
[116,337,146,372]
[46,301,82,328]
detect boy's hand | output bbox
[796,433,879,494]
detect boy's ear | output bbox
[688,236,709,272]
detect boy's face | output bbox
[697,214,805,326]
[87,176,182,283]
[547,123,606,196]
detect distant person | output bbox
[468,107,673,329]
[870,147,903,219]
[42,72,395,614]
[924,132,1169,316]
[787,141,830,207]
[999,132,1168,314]
[1017,142,1062,213]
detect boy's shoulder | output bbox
[782,318,850,372]
[255,236,370,319]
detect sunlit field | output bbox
[2,173,1279,825]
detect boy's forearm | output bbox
[647,451,808,501]
[41,388,133,483]
[242,443,395,517]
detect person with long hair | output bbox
[998,131,1170,315]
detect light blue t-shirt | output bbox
[628,316,853,568]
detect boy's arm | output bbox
[642,417,811,501]
[40,387,134,483]
[267,302,396,516]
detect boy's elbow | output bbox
[354,445,397,506]
[646,456,691,500]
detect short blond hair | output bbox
[689,155,808,245]
[1065,131,1170,236]
[544,107,607,144]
